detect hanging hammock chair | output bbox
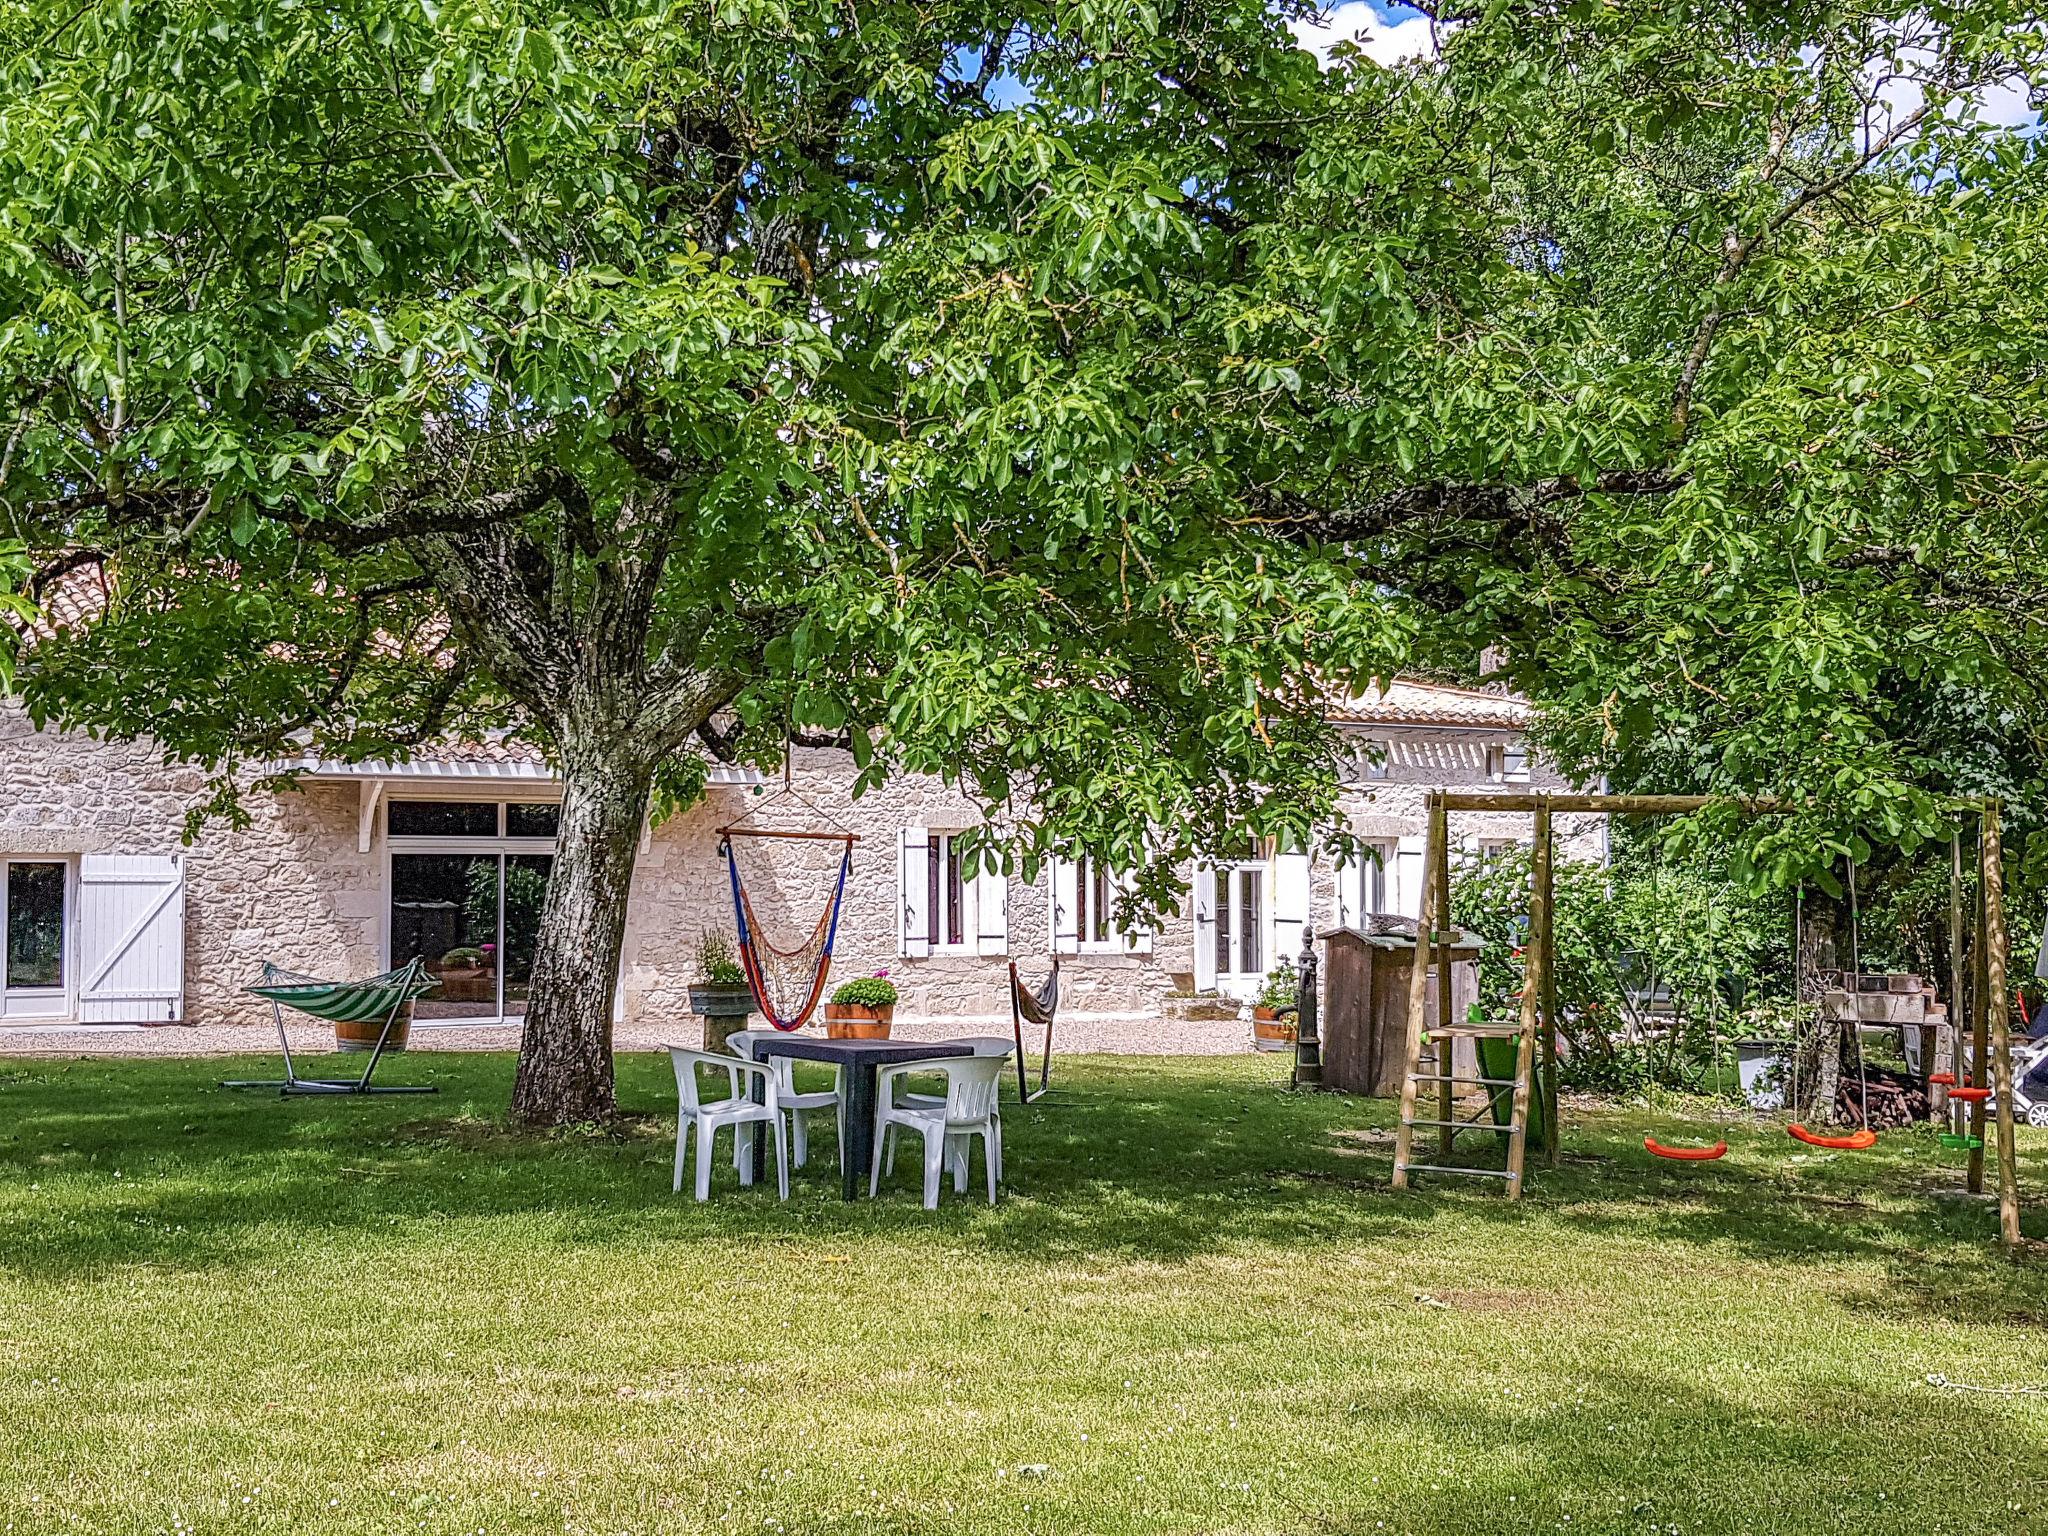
[1009,957,1061,1103]
[720,829,855,1031]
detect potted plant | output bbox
[825,974,898,1040]
[688,931,756,1052]
[435,945,494,1003]
[1252,960,1300,1052]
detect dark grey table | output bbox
[745,1036,974,1200]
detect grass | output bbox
[3,1049,2047,1536]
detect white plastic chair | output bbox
[667,1046,788,1202]
[872,1055,1007,1208]
[898,1037,1013,1184]
[726,1031,844,1172]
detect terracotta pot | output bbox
[1251,1005,1297,1054]
[825,1002,894,1040]
[335,1008,413,1053]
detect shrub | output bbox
[693,931,745,986]
[1256,961,1299,1012]
[831,975,899,1009]
[439,946,487,969]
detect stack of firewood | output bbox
[1838,1068,1927,1130]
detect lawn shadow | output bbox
[1,1052,2043,1331]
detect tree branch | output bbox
[1669,102,1930,444]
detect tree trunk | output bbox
[511,741,655,1127]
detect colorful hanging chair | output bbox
[720,832,854,1031]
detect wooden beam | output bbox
[1532,801,1558,1164]
[1970,814,1990,1196]
[1389,792,1442,1192]
[1432,791,1988,817]
[1434,800,1455,1161]
[1434,792,1773,815]
[1984,802,2022,1248]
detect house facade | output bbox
[0,680,1602,1050]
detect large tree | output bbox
[1256,1,2048,879]
[0,0,1403,1123]
[7,0,2047,1128]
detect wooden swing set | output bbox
[1389,790,2026,1249]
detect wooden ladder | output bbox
[1388,791,1539,1199]
[1390,1019,1536,1197]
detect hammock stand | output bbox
[1009,958,1060,1104]
[719,827,856,1031]
[224,959,438,1096]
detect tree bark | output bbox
[510,738,656,1127]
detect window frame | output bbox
[1068,854,1147,955]
[1213,860,1266,979]
[0,857,74,1019]
[921,830,978,956]
[383,795,562,1025]
[1360,839,1397,918]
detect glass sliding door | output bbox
[391,853,502,1020]
[500,854,552,1018]
[386,798,559,1022]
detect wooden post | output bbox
[1533,800,1559,1164]
[1970,812,1990,1195]
[1936,826,1962,1123]
[1390,793,1444,1191]
[1434,799,1456,1160]
[1983,802,2022,1248]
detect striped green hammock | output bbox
[249,959,434,1023]
[224,959,440,1097]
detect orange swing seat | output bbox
[1644,1136,1728,1162]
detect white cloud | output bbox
[1288,3,1438,69]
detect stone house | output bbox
[0,675,1601,1050]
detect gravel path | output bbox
[0,1013,1254,1058]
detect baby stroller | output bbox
[2012,1001,2048,1129]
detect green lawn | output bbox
[3,1051,2046,1536]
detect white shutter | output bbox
[1396,836,1425,920]
[975,858,1008,956]
[1272,849,1311,971]
[1051,857,1080,955]
[1192,865,1217,990]
[899,827,930,958]
[77,854,185,1023]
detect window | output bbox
[1060,855,1148,954]
[1478,838,1520,866]
[1361,840,1397,916]
[1214,864,1264,978]
[926,832,972,952]
[3,861,68,1013]
[900,826,1006,957]
[1487,742,1531,783]
[387,799,559,1021]
[1358,739,1390,780]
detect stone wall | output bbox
[0,705,378,1027]
[0,708,1606,1051]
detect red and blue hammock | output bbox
[720,832,853,1031]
